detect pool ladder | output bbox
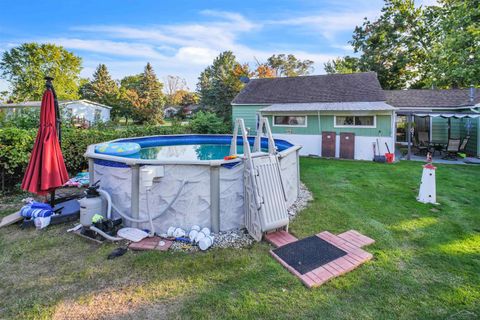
[230,118,289,241]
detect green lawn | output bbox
[0,159,479,319]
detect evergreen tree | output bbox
[135,63,165,123]
[80,64,119,111]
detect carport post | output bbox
[407,113,412,160]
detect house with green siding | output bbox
[386,89,480,157]
[232,72,396,160]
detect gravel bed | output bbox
[169,182,312,252]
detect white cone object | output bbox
[417,164,437,204]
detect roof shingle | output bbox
[232,72,386,104]
[385,89,480,109]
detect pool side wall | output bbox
[88,142,300,234]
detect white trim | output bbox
[333,115,376,128]
[273,115,308,127]
[231,103,271,106]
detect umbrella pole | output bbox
[50,189,56,207]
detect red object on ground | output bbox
[21,89,69,195]
[423,163,436,170]
[385,153,394,163]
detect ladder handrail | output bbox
[253,116,276,154]
[229,118,251,158]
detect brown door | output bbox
[322,131,336,158]
[340,132,355,159]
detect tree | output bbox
[266,54,314,77]
[0,43,82,101]
[169,89,200,106]
[135,63,166,124]
[427,0,480,88]
[80,64,119,111]
[197,51,247,122]
[349,0,430,89]
[324,56,362,74]
[255,64,276,78]
[164,75,187,97]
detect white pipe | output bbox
[98,180,187,224]
[98,189,112,220]
[89,225,123,241]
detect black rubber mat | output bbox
[272,236,347,275]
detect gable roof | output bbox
[232,72,386,104]
[385,89,480,110]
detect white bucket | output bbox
[167,226,176,237]
[199,235,214,251]
[200,227,210,236]
[189,230,199,241]
[173,227,186,238]
[194,229,210,243]
[167,226,186,238]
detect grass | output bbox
[0,158,479,319]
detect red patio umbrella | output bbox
[21,77,69,201]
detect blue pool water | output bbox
[139,144,255,161]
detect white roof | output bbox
[260,101,396,112]
[0,99,112,109]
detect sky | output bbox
[0,0,438,93]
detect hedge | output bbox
[0,124,189,192]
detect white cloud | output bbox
[267,10,379,40]
[50,38,165,60]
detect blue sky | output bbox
[0,0,437,93]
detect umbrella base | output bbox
[22,199,80,228]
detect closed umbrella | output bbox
[21,77,68,203]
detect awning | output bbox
[260,101,396,112]
[397,111,480,118]
[414,113,480,118]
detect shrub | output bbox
[0,127,36,191]
[188,111,230,134]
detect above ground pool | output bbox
[85,134,301,234]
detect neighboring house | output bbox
[184,104,201,117]
[164,106,179,118]
[0,99,112,124]
[386,89,480,157]
[232,72,396,161]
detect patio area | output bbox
[396,146,480,165]
[397,110,480,164]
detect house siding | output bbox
[263,114,392,137]
[231,105,265,134]
[266,115,320,135]
[320,115,392,137]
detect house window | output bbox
[94,109,102,122]
[334,115,376,128]
[273,115,307,127]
